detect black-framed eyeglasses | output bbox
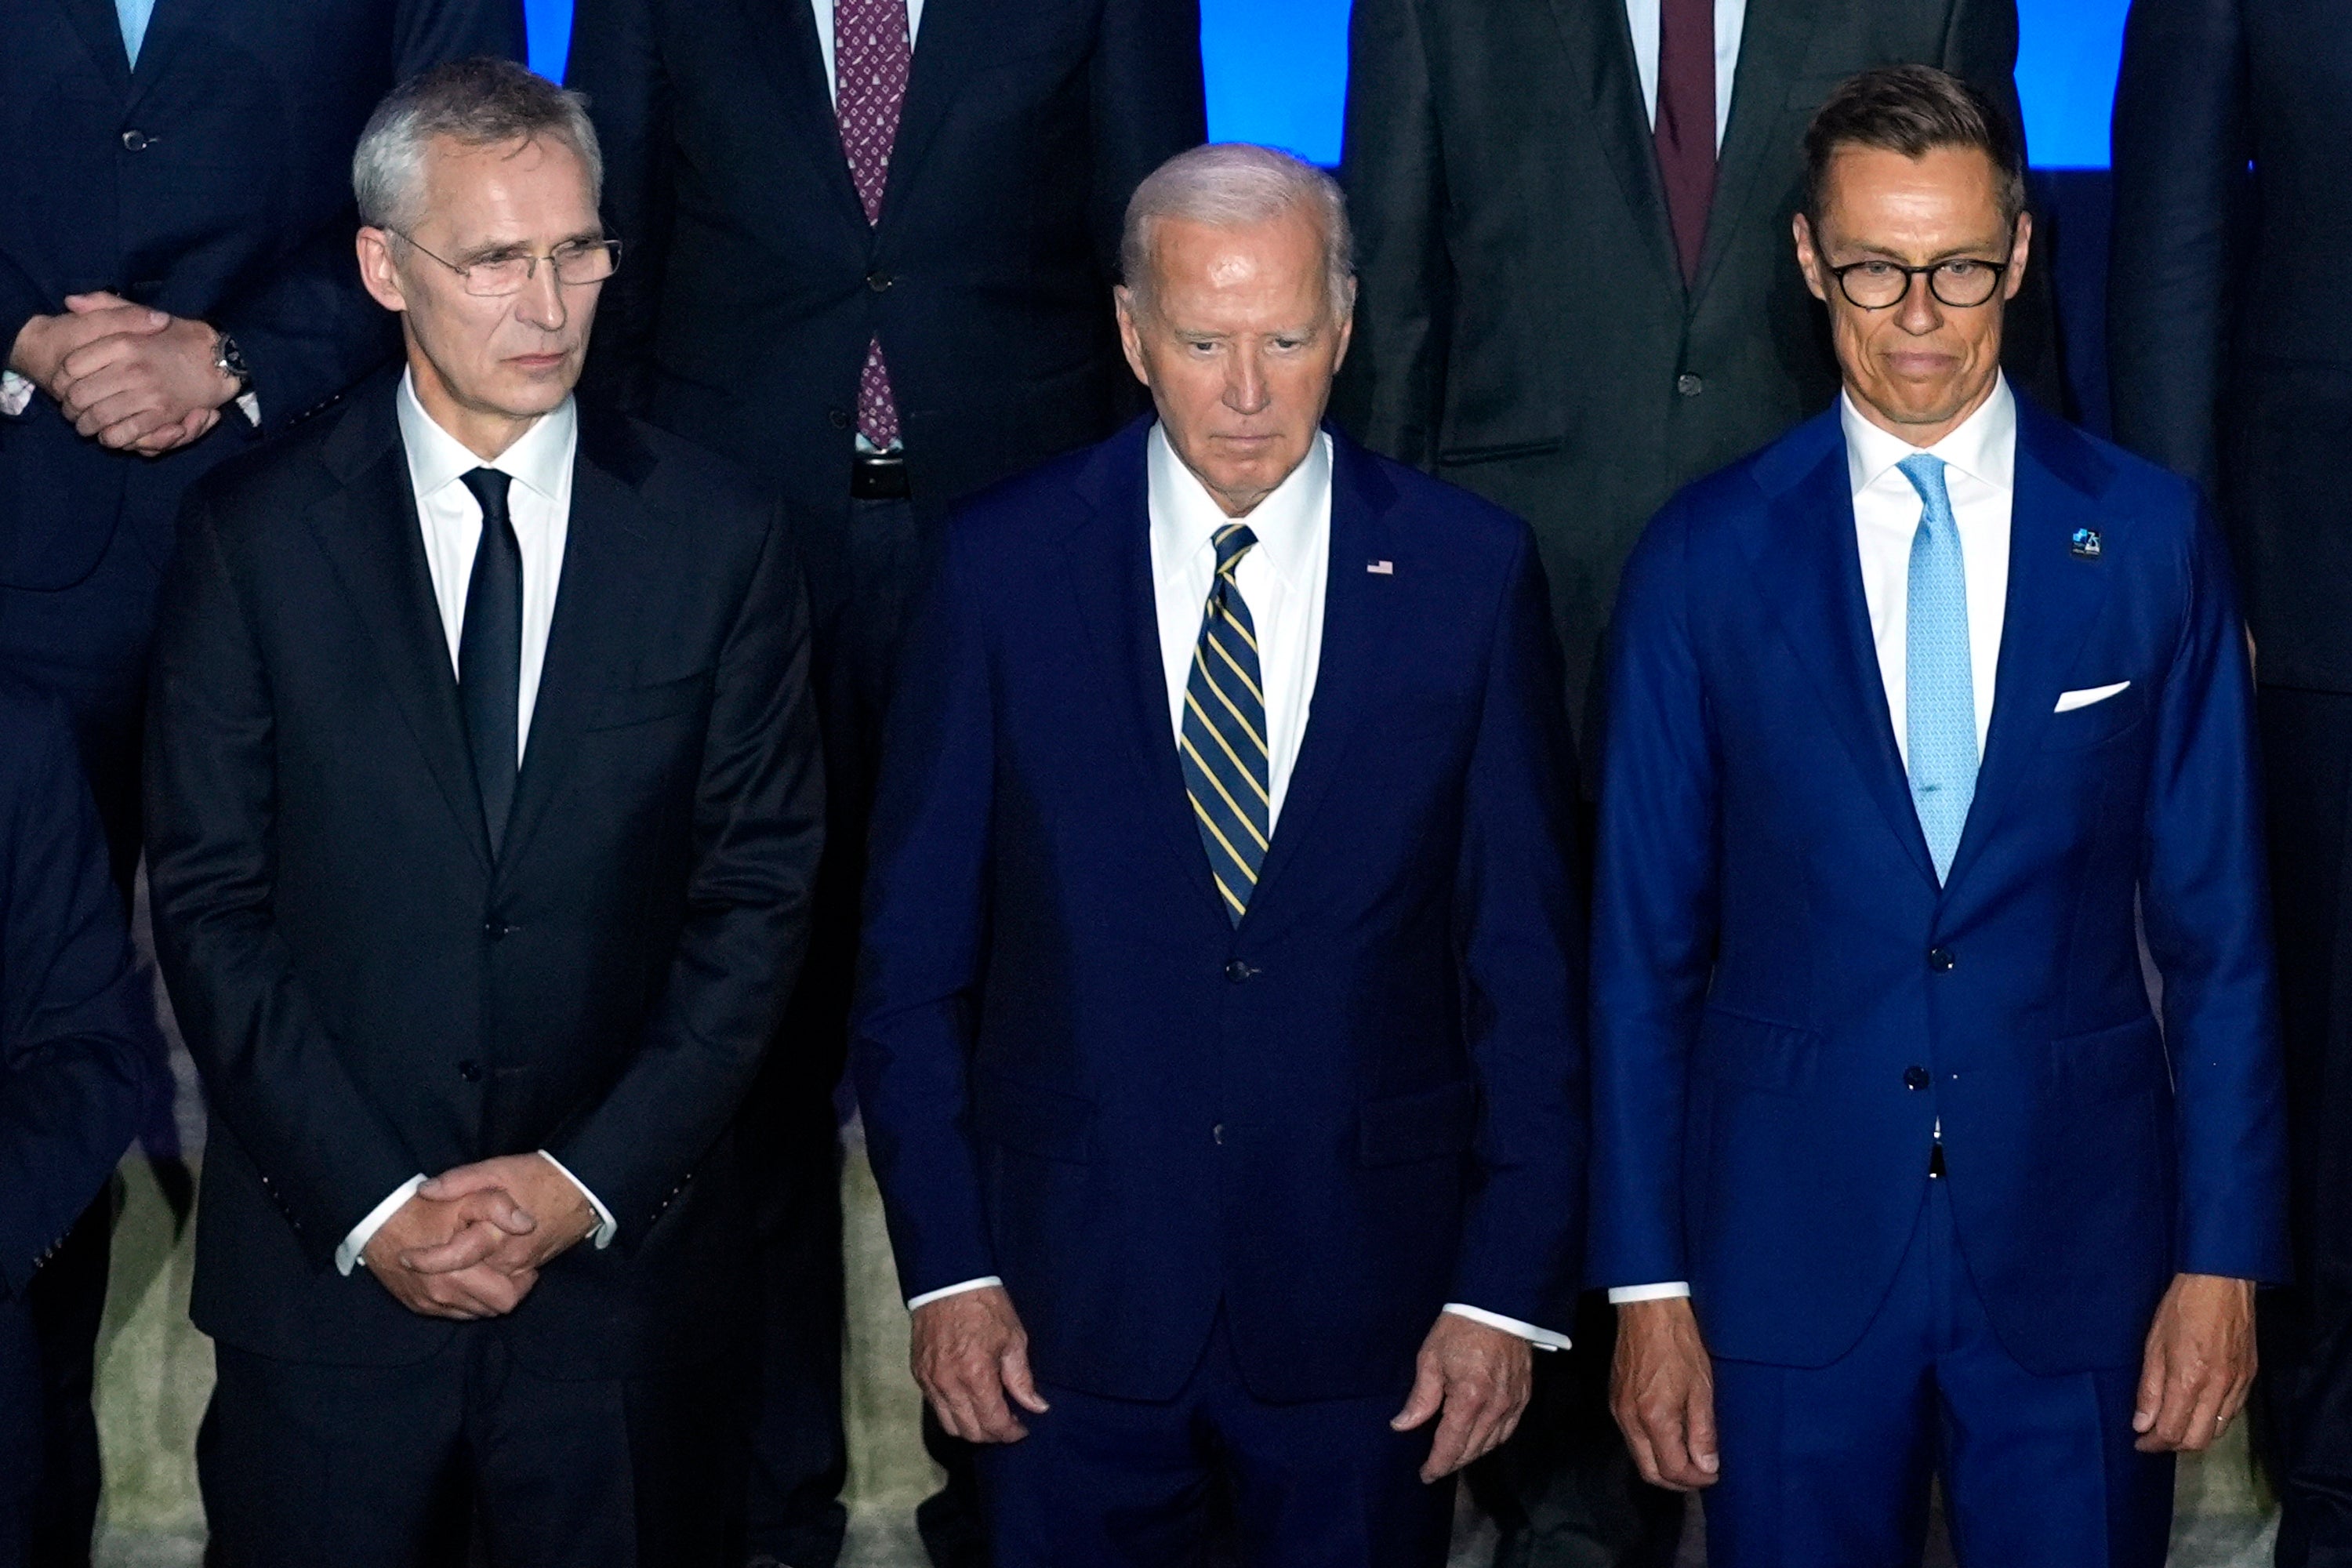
[1826,252,2010,310]
[394,232,622,297]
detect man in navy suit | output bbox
[0,684,152,1568]
[854,143,1587,1566]
[1591,67,2288,1566]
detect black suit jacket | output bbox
[565,0,1206,535]
[0,0,522,599]
[1333,0,2057,747]
[144,375,826,1375]
[2108,0,2352,691]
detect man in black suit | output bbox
[2107,5,2352,1560]
[1,6,519,1558]
[0,685,153,1568]
[1332,3,2050,1561]
[563,5,1204,1561]
[144,60,824,1567]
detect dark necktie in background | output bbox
[459,467,522,858]
[835,0,912,450]
[1655,0,1716,285]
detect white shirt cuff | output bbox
[1,371,34,418]
[1609,1282,1693,1305]
[234,389,260,426]
[337,1174,426,1276]
[907,1276,1003,1312]
[1443,1303,1570,1351]
[538,1150,617,1249]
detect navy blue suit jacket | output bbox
[854,419,1587,1405]
[0,0,521,597]
[1589,397,2291,1377]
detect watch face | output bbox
[217,334,250,383]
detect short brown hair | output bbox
[1803,65,2026,233]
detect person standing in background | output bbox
[1334,3,2054,1559]
[0,5,521,1562]
[2107,4,2352,1561]
[564,5,1204,1563]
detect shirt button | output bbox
[120,129,150,151]
[866,270,894,292]
[1927,946,1955,971]
[1676,373,1704,397]
[458,1060,485,1083]
[1904,1065,1931,1091]
[1224,960,1251,984]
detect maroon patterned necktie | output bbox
[1655,0,1716,285]
[835,0,911,448]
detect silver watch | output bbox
[212,329,251,392]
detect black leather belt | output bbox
[851,450,909,500]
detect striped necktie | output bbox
[1900,454,1977,883]
[1179,524,1271,926]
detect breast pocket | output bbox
[2042,681,2149,751]
[585,670,712,733]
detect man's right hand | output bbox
[910,1285,1050,1443]
[1611,1295,1721,1491]
[360,1186,540,1321]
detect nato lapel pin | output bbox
[2071,528,2103,560]
[1367,560,1394,575]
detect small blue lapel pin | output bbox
[2071,528,2103,560]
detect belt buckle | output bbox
[851,451,909,501]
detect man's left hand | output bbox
[2133,1272,2256,1453]
[403,1154,601,1278]
[52,292,240,454]
[1392,1313,1534,1483]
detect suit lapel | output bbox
[1939,404,2116,891]
[1058,429,1226,922]
[309,386,494,875]
[1546,0,1680,289]
[496,413,661,876]
[123,0,207,109]
[1741,420,1940,887]
[874,0,970,227]
[53,0,132,95]
[740,0,871,230]
[1692,0,1819,300]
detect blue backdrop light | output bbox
[524,0,2129,170]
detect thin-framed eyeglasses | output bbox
[393,232,622,297]
[1825,247,2012,310]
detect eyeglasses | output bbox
[394,232,622,296]
[1825,253,2010,310]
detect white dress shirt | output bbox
[1624,0,1748,153]
[333,372,617,1277]
[1608,376,2020,1308]
[911,426,1570,1352]
[810,0,926,103]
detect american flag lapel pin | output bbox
[1367,560,1394,575]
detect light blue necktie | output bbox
[1900,454,1977,884]
[115,0,156,65]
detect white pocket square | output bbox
[2054,681,2131,713]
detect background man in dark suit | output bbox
[0,685,154,1568]
[2107,5,2352,1559]
[1332,4,2051,1557]
[1595,67,2283,1566]
[0,6,520,1559]
[855,143,1587,1567]
[143,60,823,1566]
[563,6,1204,1560]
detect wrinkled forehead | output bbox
[1813,143,2010,254]
[410,133,599,241]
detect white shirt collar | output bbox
[1840,373,2016,499]
[1147,423,1332,589]
[396,367,578,505]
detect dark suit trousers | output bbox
[2256,688,2352,1566]
[2,1299,42,1568]
[1704,1181,2172,1568]
[976,1314,1455,1568]
[200,1332,746,1568]
[745,495,932,1566]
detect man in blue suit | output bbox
[854,143,1587,1566]
[0,683,153,1567]
[1591,66,2288,1566]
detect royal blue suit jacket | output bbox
[854,419,1587,1405]
[1589,397,2290,1376]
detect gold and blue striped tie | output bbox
[1181,524,1270,925]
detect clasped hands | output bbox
[910,1286,1532,1483]
[7,291,243,456]
[359,1153,600,1322]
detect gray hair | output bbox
[1120,143,1356,318]
[353,57,603,233]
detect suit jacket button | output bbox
[458,1059,484,1083]
[1212,1123,1225,1145]
[1904,1065,1932,1091]
[120,129,151,151]
[1676,373,1704,397]
[1224,960,1250,983]
[1927,946,1955,971]
[827,408,851,430]
[866,270,894,292]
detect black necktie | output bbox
[457,467,522,857]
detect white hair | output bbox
[353,57,602,233]
[1120,143,1356,318]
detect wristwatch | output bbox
[212,328,251,393]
